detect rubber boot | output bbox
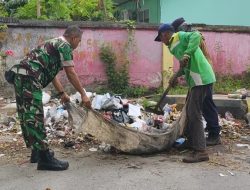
[30,149,54,163]
[37,149,69,171]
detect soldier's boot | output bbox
[30,149,54,163]
[37,149,69,171]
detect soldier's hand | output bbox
[61,92,70,104]
[81,95,92,109]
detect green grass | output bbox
[94,72,250,100]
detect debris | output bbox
[228,94,246,99]
[240,136,250,142]
[128,103,141,118]
[219,173,227,177]
[127,163,143,169]
[42,91,51,105]
[89,147,98,152]
[64,140,75,148]
[236,144,250,149]
[227,170,235,176]
[235,88,248,96]
[99,142,112,153]
[0,154,5,157]
[56,131,66,138]
[225,111,234,121]
[174,138,185,148]
[91,93,111,110]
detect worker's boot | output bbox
[182,150,209,163]
[30,149,54,163]
[206,135,221,146]
[37,149,69,171]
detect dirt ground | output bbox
[1,98,250,190]
[0,132,250,190]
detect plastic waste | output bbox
[101,97,123,110]
[70,92,81,103]
[128,103,141,118]
[91,93,111,110]
[42,91,51,105]
[173,138,186,148]
[228,94,246,99]
[225,111,234,121]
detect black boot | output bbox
[37,149,69,171]
[30,149,55,163]
[206,135,221,146]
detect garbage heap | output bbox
[90,93,181,134]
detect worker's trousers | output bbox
[185,84,219,151]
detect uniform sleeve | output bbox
[58,43,74,67]
[183,31,201,56]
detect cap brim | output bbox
[154,34,161,42]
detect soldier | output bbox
[10,25,91,170]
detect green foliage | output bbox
[14,0,71,20]
[44,0,71,20]
[14,0,41,19]
[0,24,8,31]
[70,0,114,21]
[3,0,28,16]
[123,86,147,98]
[121,19,136,29]
[214,74,249,94]
[1,0,115,21]
[0,3,8,17]
[99,43,129,93]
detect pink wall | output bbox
[203,32,250,75]
[63,29,162,87]
[173,32,250,75]
[5,27,162,88]
[4,25,250,89]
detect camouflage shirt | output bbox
[16,37,74,88]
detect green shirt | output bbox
[14,37,74,88]
[169,31,216,88]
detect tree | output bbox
[14,0,71,20]
[3,0,28,16]
[70,0,114,21]
[0,2,8,17]
[1,0,115,21]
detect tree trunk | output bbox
[37,0,41,18]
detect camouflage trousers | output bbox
[14,74,48,150]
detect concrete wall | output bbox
[172,30,250,75]
[1,19,250,92]
[0,20,162,88]
[160,0,250,26]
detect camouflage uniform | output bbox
[12,37,74,150]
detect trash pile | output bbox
[227,88,250,99]
[1,90,249,151]
[0,91,181,151]
[91,93,181,134]
[220,111,250,140]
